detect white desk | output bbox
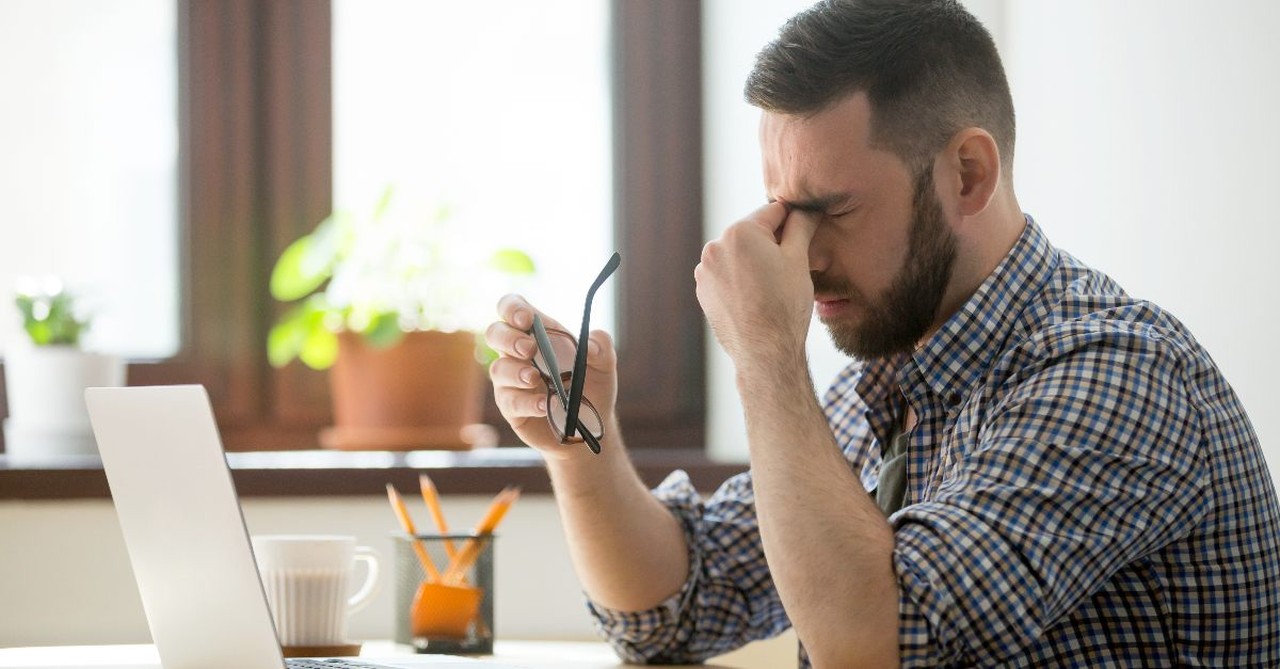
[0,641,729,669]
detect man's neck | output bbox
[923,189,1026,344]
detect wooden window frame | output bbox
[0,0,705,453]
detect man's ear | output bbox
[938,128,1001,218]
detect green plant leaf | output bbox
[15,288,87,346]
[267,314,306,367]
[267,297,335,367]
[363,312,405,349]
[489,248,536,275]
[268,300,322,367]
[25,321,52,346]
[431,201,453,224]
[373,185,395,220]
[271,210,357,302]
[475,332,500,366]
[298,326,339,370]
[270,236,325,301]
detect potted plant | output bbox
[3,278,126,460]
[267,188,534,451]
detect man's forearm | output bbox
[546,424,690,612]
[739,355,900,669]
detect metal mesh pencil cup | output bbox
[393,533,495,654]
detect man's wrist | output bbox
[545,420,633,495]
[731,343,811,394]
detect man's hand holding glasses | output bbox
[485,253,621,459]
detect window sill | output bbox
[0,447,747,500]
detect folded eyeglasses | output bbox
[528,252,620,455]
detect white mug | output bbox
[251,535,380,647]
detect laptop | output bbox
[85,385,526,669]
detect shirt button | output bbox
[945,391,962,407]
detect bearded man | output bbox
[485,1,1280,666]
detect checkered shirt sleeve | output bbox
[586,468,791,664]
[894,321,1214,665]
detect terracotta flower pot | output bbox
[320,330,495,451]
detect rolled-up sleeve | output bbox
[892,330,1211,666]
[588,468,791,664]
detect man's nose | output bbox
[807,228,830,273]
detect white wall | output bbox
[703,1,1280,480]
[702,0,835,463]
[1004,1,1280,462]
[0,495,596,646]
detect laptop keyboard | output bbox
[286,659,386,669]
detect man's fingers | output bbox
[489,359,547,418]
[484,320,538,360]
[780,208,820,256]
[495,388,548,421]
[493,294,579,364]
[496,294,535,330]
[496,294,571,332]
[585,330,616,373]
[488,356,541,390]
[742,200,791,237]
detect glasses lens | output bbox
[547,393,604,441]
[531,328,603,441]
[530,330,577,383]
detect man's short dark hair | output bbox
[745,0,1016,173]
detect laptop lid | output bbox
[87,385,288,669]
[88,385,524,669]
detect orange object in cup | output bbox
[411,581,482,639]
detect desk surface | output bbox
[0,641,731,669]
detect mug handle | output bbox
[347,546,381,613]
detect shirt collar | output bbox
[908,215,1057,405]
[855,215,1057,410]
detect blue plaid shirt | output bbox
[589,218,1280,667]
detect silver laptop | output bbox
[86,385,523,669]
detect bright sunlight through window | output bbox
[0,0,179,359]
[332,0,614,334]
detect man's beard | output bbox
[814,168,958,360]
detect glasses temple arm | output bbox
[531,314,570,407]
[580,430,601,455]
[565,252,621,443]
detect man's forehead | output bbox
[759,93,891,200]
[760,93,875,146]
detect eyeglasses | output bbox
[529,252,620,454]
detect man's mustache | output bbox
[811,272,852,297]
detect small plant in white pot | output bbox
[2,278,126,460]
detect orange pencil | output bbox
[419,474,458,560]
[386,483,443,582]
[443,487,521,584]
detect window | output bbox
[0,0,705,453]
[0,0,179,359]
[331,0,614,330]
